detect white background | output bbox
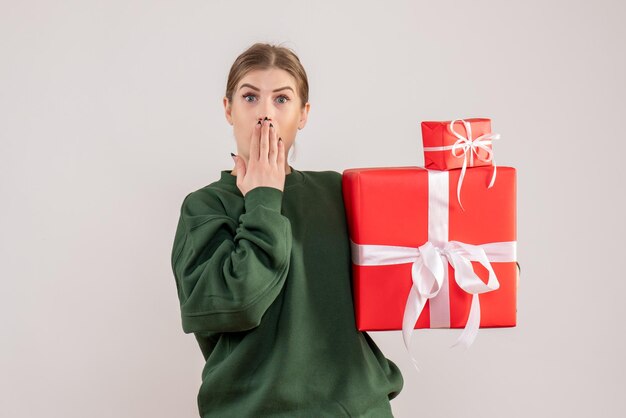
[2,0,625,417]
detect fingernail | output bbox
[264,116,268,120]
[270,123,273,128]
[278,137,282,142]
[257,120,262,125]
[230,152,237,161]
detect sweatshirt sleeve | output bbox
[171,186,292,334]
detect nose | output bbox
[257,99,276,122]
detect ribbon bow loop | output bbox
[402,241,448,372]
[402,239,504,371]
[448,119,500,211]
[442,241,501,349]
[412,241,445,296]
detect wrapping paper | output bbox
[421,117,498,171]
[342,165,518,369]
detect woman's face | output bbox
[224,68,310,167]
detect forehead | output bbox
[237,68,296,91]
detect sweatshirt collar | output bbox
[219,165,304,189]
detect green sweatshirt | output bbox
[170,166,404,418]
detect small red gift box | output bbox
[421,117,499,171]
[342,165,517,368]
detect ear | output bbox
[298,102,310,130]
[223,97,233,126]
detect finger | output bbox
[277,136,285,169]
[268,121,278,165]
[260,117,270,162]
[234,155,246,189]
[249,119,261,162]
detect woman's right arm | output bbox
[170,186,292,334]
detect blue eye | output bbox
[242,93,290,104]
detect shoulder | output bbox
[300,169,342,186]
[298,170,344,199]
[178,181,236,221]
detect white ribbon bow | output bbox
[449,119,499,210]
[402,240,503,371]
[351,238,515,372]
[424,119,500,210]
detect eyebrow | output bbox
[238,83,295,93]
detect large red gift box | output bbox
[421,117,499,171]
[341,165,517,355]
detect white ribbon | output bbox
[350,239,516,371]
[349,170,517,372]
[423,119,500,210]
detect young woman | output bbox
[171,42,404,418]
